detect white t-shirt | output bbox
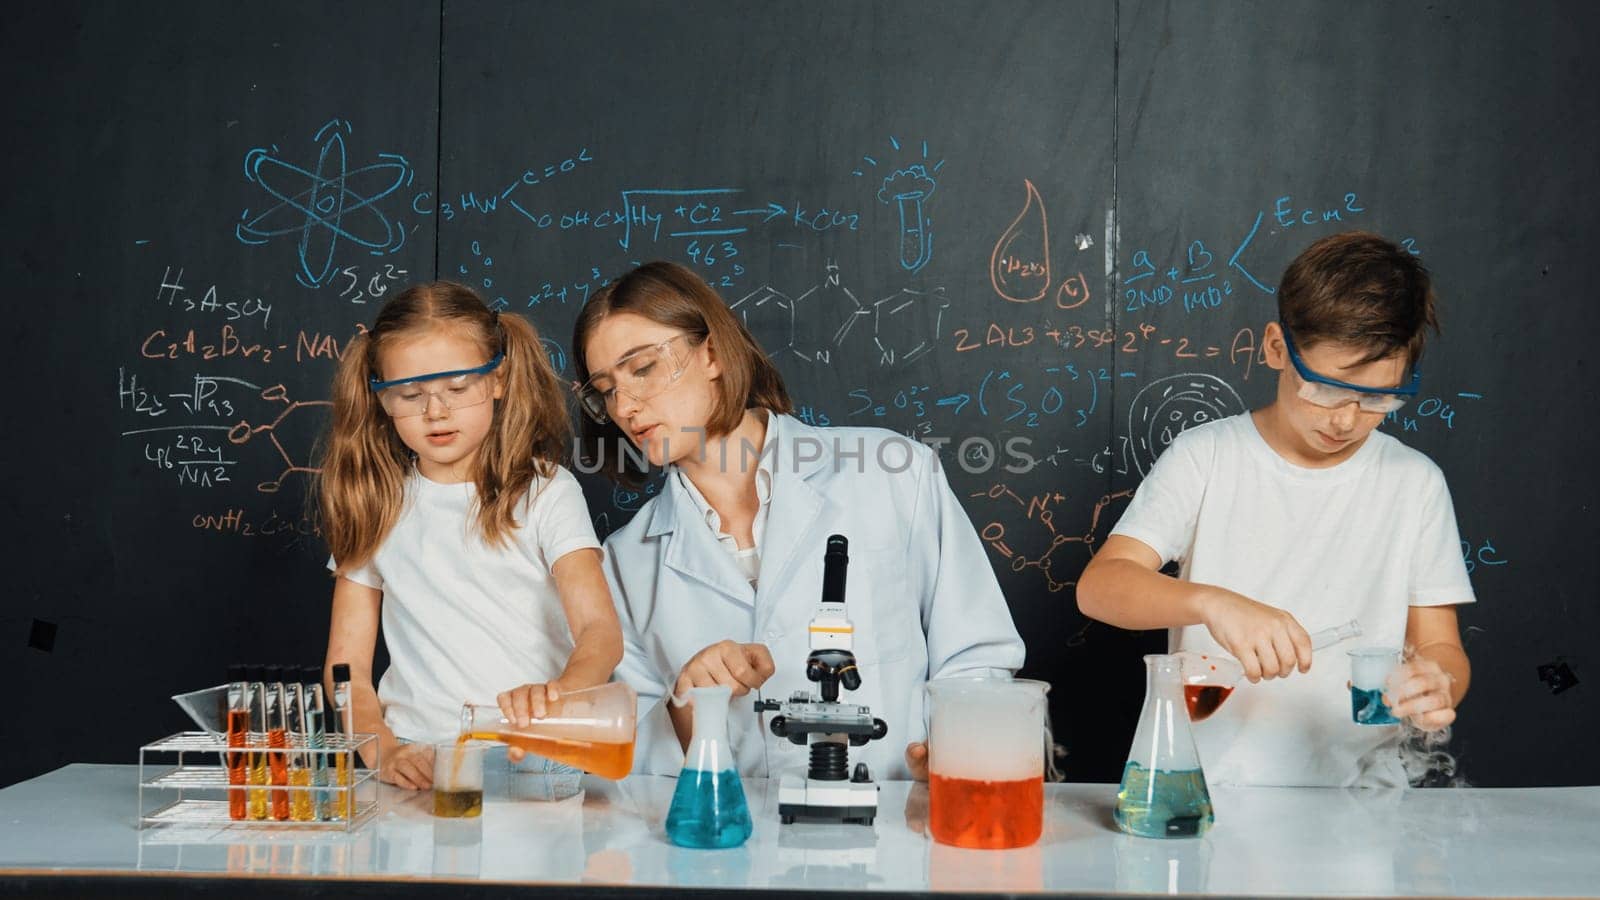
[331,466,602,742]
[1109,413,1476,787]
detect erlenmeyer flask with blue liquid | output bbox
[1116,654,1214,838]
[665,684,752,848]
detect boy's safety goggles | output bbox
[369,353,503,418]
[575,333,698,424]
[1280,322,1420,414]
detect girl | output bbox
[573,261,1025,781]
[319,281,622,790]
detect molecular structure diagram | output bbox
[970,483,1135,595]
[227,384,332,493]
[728,261,950,367]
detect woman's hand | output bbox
[674,640,776,699]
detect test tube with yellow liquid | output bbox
[329,663,355,821]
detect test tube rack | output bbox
[138,731,380,832]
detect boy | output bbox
[1078,231,1473,787]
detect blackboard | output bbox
[5,0,1595,788]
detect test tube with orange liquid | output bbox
[225,665,251,820]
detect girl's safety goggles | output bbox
[369,353,503,418]
[1280,322,1419,414]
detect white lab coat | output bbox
[602,413,1025,781]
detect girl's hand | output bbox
[674,640,776,699]
[498,681,563,763]
[498,681,563,728]
[379,741,434,790]
[1198,587,1314,682]
[1386,656,1457,731]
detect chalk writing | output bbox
[192,507,322,540]
[1461,538,1508,575]
[155,266,273,327]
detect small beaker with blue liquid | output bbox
[1115,654,1214,839]
[1348,647,1402,725]
[665,684,752,848]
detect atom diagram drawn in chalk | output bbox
[236,119,416,288]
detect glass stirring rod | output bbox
[1309,618,1363,651]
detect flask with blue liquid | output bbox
[1115,654,1214,839]
[665,684,752,848]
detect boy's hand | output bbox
[379,741,434,790]
[674,641,776,699]
[497,681,564,763]
[904,742,930,781]
[1386,656,1456,731]
[1199,588,1314,682]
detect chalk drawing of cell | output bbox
[1128,374,1246,476]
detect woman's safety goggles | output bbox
[575,333,698,424]
[369,353,503,418]
[1280,323,1419,414]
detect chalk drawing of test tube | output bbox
[877,164,937,273]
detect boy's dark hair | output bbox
[1277,231,1439,366]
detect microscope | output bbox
[754,534,888,825]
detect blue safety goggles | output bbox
[368,353,504,418]
[1280,322,1419,413]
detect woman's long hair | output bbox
[317,282,569,573]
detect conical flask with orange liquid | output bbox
[457,682,637,780]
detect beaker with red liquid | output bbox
[925,677,1050,849]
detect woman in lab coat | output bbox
[572,261,1025,781]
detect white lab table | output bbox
[1,764,1597,897]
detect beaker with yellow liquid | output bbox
[457,682,637,780]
